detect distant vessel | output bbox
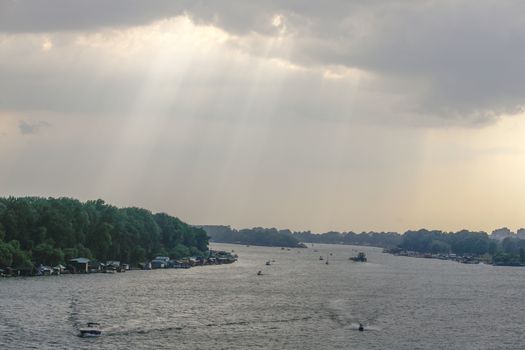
[350,252,367,262]
[79,322,101,337]
[257,270,263,276]
[266,261,271,266]
[319,256,324,261]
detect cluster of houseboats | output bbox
[0,250,238,277]
[384,249,482,264]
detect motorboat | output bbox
[319,256,324,260]
[79,322,102,337]
[349,252,367,262]
[265,261,271,266]
[257,270,263,276]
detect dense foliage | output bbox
[398,229,497,255]
[0,197,209,270]
[201,225,305,248]
[397,229,525,263]
[202,225,401,248]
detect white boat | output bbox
[79,322,102,337]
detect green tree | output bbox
[33,243,64,266]
[171,244,190,258]
[0,241,13,267]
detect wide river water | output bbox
[1,243,525,349]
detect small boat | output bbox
[265,261,271,266]
[349,252,367,262]
[79,322,102,337]
[358,323,364,332]
[257,270,263,276]
[319,256,324,261]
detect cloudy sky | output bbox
[1,1,525,233]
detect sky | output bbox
[1,1,525,233]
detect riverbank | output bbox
[0,250,238,278]
[383,248,525,266]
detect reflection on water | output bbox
[1,243,525,349]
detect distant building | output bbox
[490,227,515,241]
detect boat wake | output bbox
[205,316,312,328]
[325,300,381,332]
[68,295,82,331]
[349,323,381,331]
[102,316,313,337]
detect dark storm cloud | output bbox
[1,0,525,124]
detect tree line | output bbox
[0,197,209,270]
[292,231,402,248]
[200,225,305,248]
[397,229,525,264]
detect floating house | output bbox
[69,257,90,273]
[88,261,105,273]
[150,256,170,269]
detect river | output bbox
[1,243,524,349]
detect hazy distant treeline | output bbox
[0,197,209,270]
[398,229,525,264]
[201,225,401,248]
[292,231,402,248]
[199,225,305,248]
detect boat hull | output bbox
[79,329,102,337]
